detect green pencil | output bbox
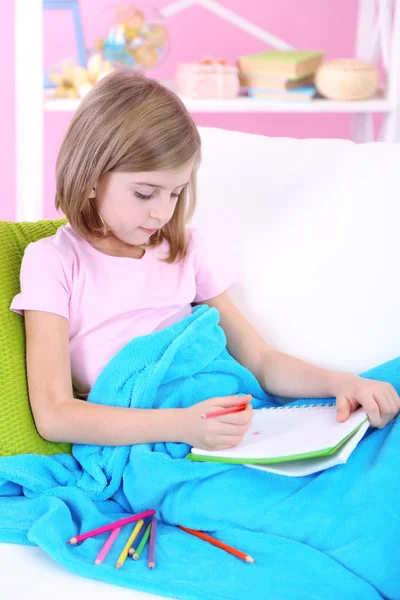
[132,522,152,560]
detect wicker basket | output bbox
[315,59,379,101]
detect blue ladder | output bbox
[43,0,87,88]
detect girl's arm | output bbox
[24,311,185,445]
[195,292,400,427]
[196,292,352,398]
[24,310,251,447]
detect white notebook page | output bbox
[246,420,370,476]
[191,405,368,461]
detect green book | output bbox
[239,50,323,63]
[237,50,324,78]
[186,405,369,477]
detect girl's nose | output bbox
[149,196,173,221]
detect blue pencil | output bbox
[129,519,150,557]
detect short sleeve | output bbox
[189,228,234,302]
[10,241,70,320]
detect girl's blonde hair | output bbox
[56,70,201,262]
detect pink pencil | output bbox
[148,517,158,569]
[94,524,122,565]
[67,510,156,545]
[201,404,247,419]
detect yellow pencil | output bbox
[115,519,144,569]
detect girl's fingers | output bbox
[394,388,400,411]
[336,395,350,422]
[361,394,381,427]
[216,404,252,425]
[214,394,252,408]
[388,388,400,414]
[212,439,244,451]
[210,421,250,437]
[376,392,398,428]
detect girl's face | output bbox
[93,159,195,247]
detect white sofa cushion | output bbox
[3,129,400,599]
[194,128,400,374]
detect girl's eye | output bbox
[134,190,182,201]
[134,191,155,201]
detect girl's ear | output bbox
[88,187,96,199]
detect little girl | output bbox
[11,71,399,449]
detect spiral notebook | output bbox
[187,405,370,477]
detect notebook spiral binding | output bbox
[259,402,336,412]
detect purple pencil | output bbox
[148,517,158,569]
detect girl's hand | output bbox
[182,394,253,450]
[335,376,400,428]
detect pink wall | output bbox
[4,0,360,221]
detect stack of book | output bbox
[237,50,324,101]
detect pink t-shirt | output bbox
[10,224,231,397]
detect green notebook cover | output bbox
[186,420,366,464]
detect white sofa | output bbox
[2,128,400,599]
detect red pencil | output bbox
[67,510,156,545]
[178,526,255,563]
[201,404,247,419]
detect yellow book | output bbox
[240,73,314,90]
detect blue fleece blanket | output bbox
[1,305,400,600]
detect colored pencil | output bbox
[94,522,123,565]
[178,526,255,563]
[67,509,156,544]
[125,519,145,558]
[201,404,247,419]
[129,519,149,556]
[132,522,152,560]
[148,517,158,569]
[116,519,144,569]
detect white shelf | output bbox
[44,88,391,114]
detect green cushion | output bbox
[0,219,72,457]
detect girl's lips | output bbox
[140,227,157,234]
